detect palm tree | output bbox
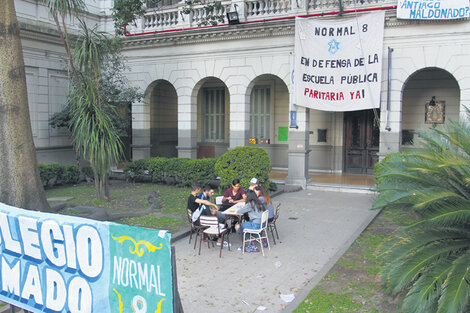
[42,0,123,201]
[69,21,123,201]
[374,117,470,313]
[42,0,85,94]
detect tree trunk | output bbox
[104,173,110,201]
[0,0,51,212]
[92,164,103,201]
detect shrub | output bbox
[80,166,94,179]
[171,158,217,186]
[62,165,80,184]
[38,163,79,187]
[215,146,272,189]
[123,157,217,186]
[38,163,63,187]
[123,159,152,181]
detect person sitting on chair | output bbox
[234,190,265,233]
[188,184,221,226]
[255,185,274,223]
[197,185,225,223]
[248,177,259,191]
[221,178,246,211]
[197,185,227,245]
[187,183,202,214]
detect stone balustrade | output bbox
[127,0,396,34]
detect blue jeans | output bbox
[238,222,260,233]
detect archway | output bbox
[246,74,289,168]
[194,77,230,158]
[149,80,178,157]
[401,67,460,149]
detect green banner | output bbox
[109,224,173,313]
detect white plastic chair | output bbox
[242,210,270,256]
[215,195,223,205]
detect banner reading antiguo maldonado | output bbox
[0,202,173,313]
[294,12,385,112]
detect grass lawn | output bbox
[45,181,190,234]
[294,208,414,313]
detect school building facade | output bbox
[15,0,470,188]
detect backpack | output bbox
[192,205,204,222]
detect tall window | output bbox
[203,88,225,142]
[250,86,271,139]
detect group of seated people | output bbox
[187,178,275,237]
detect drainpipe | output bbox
[338,0,343,16]
[385,46,393,131]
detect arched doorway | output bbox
[401,68,460,149]
[247,74,289,168]
[195,77,230,158]
[149,80,178,157]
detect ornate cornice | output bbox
[124,9,469,49]
[123,19,296,49]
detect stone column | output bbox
[131,100,151,160]
[229,93,250,149]
[177,93,198,159]
[285,106,311,189]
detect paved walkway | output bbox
[173,189,379,313]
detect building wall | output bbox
[15,0,470,174]
[124,16,470,172]
[379,19,470,158]
[15,0,111,164]
[124,27,295,162]
[401,69,460,148]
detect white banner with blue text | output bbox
[397,0,470,20]
[294,12,385,112]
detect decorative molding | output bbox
[123,20,296,49]
[124,10,469,49]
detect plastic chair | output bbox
[215,196,223,205]
[198,215,230,258]
[242,210,270,256]
[187,209,206,249]
[267,203,281,244]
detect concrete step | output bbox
[307,182,375,194]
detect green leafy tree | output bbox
[43,0,137,201]
[49,37,142,140]
[112,0,146,35]
[0,0,51,211]
[374,117,470,313]
[182,0,226,26]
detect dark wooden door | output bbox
[344,109,379,174]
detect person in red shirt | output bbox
[221,179,247,211]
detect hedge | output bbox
[123,157,217,187]
[38,163,80,187]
